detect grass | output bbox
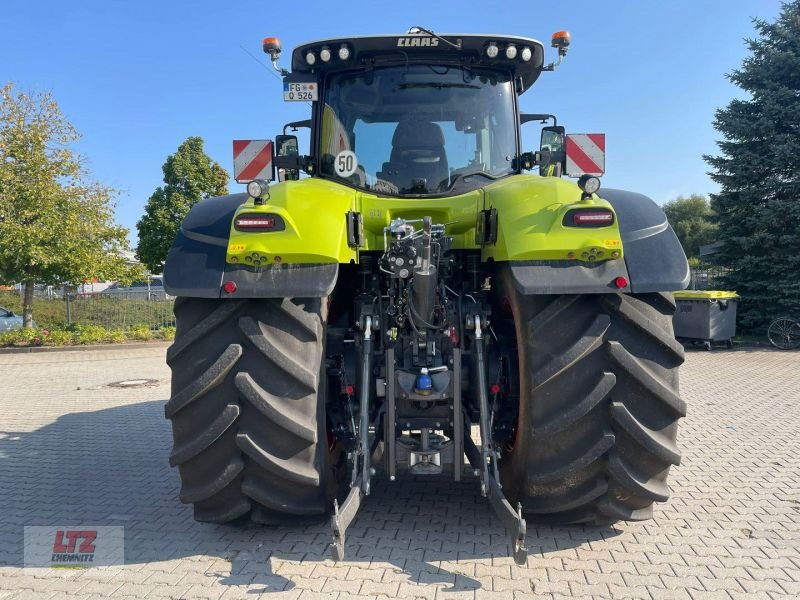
[0,291,69,328]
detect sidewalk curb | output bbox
[0,341,171,355]
[681,339,776,351]
[734,340,772,348]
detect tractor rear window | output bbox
[319,65,516,195]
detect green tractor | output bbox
[163,28,689,564]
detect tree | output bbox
[136,137,228,272]
[704,1,800,330]
[0,83,138,327]
[662,194,718,260]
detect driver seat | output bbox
[378,121,449,192]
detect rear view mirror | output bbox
[540,126,565,177]
[275,134,298,157]
[274,134,300,180]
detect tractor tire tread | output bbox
[178,456,244,503]
[169,404,240,466]
[497,266,685,525]
[165,344,242,418]
[166,297,333,524]
[167,301,243,365]
[610,401,682,465]
[533,314,610,389]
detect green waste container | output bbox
[672,291,739,350]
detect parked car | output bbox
[0,307,36,331]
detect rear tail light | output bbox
[564,209,614,227]
[233,214,283,231]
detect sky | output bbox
[0,0,783,245]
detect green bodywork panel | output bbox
[357,190,482,251]
[482,175,623,262]
[227,179,357,265]
[226,174,623,265]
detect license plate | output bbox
[283,82,318,102]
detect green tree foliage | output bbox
[662,194,718,260]
[0,83,138,327]
[704,1,800,330]
[136,137,229,272]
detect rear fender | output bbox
[602,188,690,294]
[507,187,689,295]
[163,193,339,298]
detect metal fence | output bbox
[5,267,734,330]
[64,291,175,330]
[688,266,733,291]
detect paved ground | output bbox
[0,344,798,599]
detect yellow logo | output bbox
[229,244,246,252]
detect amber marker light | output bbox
[262,37,282,56]
[551,31,571,49]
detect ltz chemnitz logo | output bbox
[24,525,123,568]
[51,530,97,564]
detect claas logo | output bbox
[396,37,439,48]
[51,530,97,564]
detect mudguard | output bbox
[509,188,689,295]
[163,193,339,298]
[602,188,690,294]
[508,259,632,295]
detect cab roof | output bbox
[290,33,547,92]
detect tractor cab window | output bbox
[319,65,516,195]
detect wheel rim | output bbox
[496,296,521,453]
[768,318,800,349]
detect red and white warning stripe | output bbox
[233,140,273,183]
[565,134,605,177]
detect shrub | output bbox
[128,324,152,341]
[0,330,20,346]
[0,328,45,346]
[74,325,111,344]
[107,329,127,343]
[0,327,77,347]
[45,330,74,346]
[159,326,176,341]
[0,324,138,347]
[0,330,17,346]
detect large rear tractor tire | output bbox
[496,266,686,524]
[165,296,342,524]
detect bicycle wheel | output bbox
[767,318,800,350]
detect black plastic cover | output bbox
[601,188,690,294]
[222,263,339,298]
[292,34,546,92]
[163,194,243,298]
[510,260,631,295]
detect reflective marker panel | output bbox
[565,134,605,177]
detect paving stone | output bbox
[0,346,797,600]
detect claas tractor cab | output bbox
[163,28,689,565]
